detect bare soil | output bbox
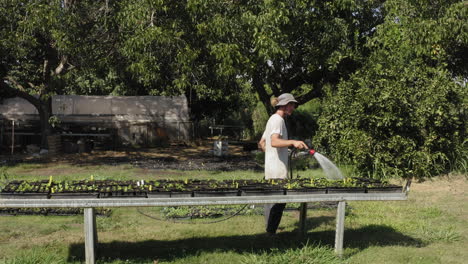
[0,141,263,171]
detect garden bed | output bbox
[0,177,403,199]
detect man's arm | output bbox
[271,134,308,149]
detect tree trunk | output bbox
[253,72,274,115]
[38,97,54,148]
[0,80,54,149]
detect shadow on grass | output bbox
[296,216,336,230]
[68,224,422,262]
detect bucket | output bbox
[77,139,92,153]
[213,140,228,157]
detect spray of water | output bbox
[313,152,344,180]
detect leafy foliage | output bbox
[161,205,263,219]
[187,0,385,112]
[287,98,322,141]
[314,0,467,179]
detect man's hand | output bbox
[293,140,308,150]
[258,137,266,152]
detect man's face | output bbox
[284,102,297,116]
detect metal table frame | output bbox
[1,192,408,264]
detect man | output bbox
[258,93,308,234]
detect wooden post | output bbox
[0,120,4,153]
[299,202,307,234]
[11,120,14,155]
[84,208,97,264]
[335,201,346,256]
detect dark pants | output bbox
[264,203,286,233]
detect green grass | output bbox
[0,163,467,264]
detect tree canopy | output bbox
[185,0,386,113]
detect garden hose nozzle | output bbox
[295,149,316,157]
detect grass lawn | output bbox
[0,160,467,264]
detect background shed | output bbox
[0,95,192,152]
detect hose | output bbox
[288,148,297,179]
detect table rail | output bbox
[0,192,407,208]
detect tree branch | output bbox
[1,78,42,109]
[281,75,305,94]
[150,11,155,27]
[4,76,26,92]
[43,59,49,81]
[53,55,68,75]
[253,72,274,114]
[296,83,323,104]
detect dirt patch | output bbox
[413,174,467,198]
[1,141,263,172]
[132,168,185,178]
[412,174,467,193]
[409,174,467,222]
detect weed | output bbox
[97,217,125,231]
[241,243,341,264]
[0,166,9,180]
[420,207,443,218]
[0,247,66,264]
[417,225,462,243]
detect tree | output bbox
[115,0,387,118]
[115,0,258,122]
[314,0,467,179]
[187,0,386,113]
[0,0,119,147]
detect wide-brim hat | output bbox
[276,93,298,107]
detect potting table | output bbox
[0,190,408,264]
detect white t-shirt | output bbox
[262,114,288,179]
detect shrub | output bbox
[314,67,466,180]
[252,101,270,139]
[287,98,321,141]
[313,1,467,180]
